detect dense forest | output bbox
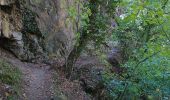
[0,0,170,100]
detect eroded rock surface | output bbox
[0,0,15,6]
[0,0,76,61]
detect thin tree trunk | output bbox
[63,0,99,77]
[63,35,87,77]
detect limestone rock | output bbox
[0,0,76,61]
[11,32,22,41]
[1,19,11,38]
[0,0,15,6]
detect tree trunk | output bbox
[62,0,99,78]
[63,35,87,77]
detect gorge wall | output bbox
[0,0,76,61]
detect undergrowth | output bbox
[0,59,22,99]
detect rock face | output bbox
[70,56,109,99]
[73,64,110,99]
[0,0,76,61]
[0,0,15,6]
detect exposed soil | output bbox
[0,48,54,100]
[9,59,54,100]
[0,48,92,100]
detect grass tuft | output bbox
[0,59,22,98]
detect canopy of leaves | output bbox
[104,0,170,99]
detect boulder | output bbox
[71,62,108,99]
[79,66,104,91]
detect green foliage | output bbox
[103,0,170,99]
[67,0,119,44]
[66,0,91,40]
[22,8,41,35]
[0,59,22,97]
[65,0,170,99]
[104,50,170,99]
[63,0,119,76]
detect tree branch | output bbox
[134,51,161,70]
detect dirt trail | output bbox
[0,48,93,100]
[3,56,55,100]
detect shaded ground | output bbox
[0,48,93,100]
[9,60,54,100]
[0,48,54,100]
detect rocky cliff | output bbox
[0,0,76,61]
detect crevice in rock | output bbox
[1,5,13,14]
[0,37,19,58]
